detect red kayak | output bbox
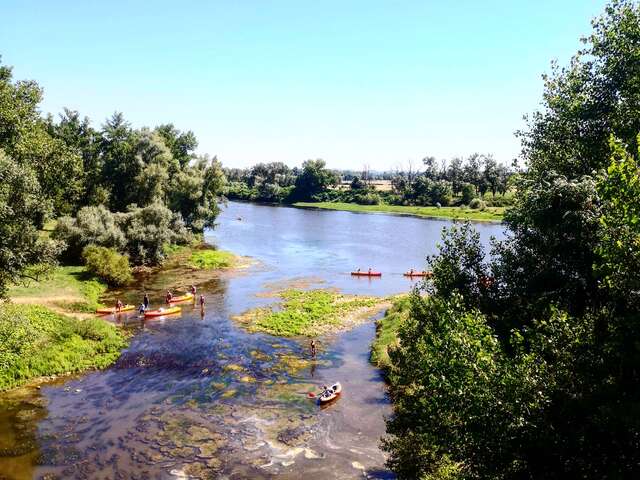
[351,271,382,277]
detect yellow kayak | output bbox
[96,305,135,314]
[144,306,181,317]
[168,293,194,303]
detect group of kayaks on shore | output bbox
[96,285,205,317]
[350,268,433,278]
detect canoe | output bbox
[351,271,382,277]
[318,382,342,404]
[96,305,135,314]
[144,306,181,317]
[168,293,194,303]
[403,271,433,277]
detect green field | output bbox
[8,266,107,314]
[0,304,128,391]
[293,202,505,222]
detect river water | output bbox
[0,202,504,480]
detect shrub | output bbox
[0,305,127,391]
[461,183,476,204]
[469,198,486,210]
[82,245,132,286]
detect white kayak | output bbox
[318,382,342,404]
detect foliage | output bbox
[382,3,640,479]
[82,245,132,286]
[0,150,62,299]
[55,202,192,266]
[596,136,640,307]
[468,198,485,209]
[0,304,127,391]
[188,249,236,269]
[292,159,340,201]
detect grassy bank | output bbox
[0,304,128,391]
[163,243,239,270]
[8,266,107,316]
[293,202,505,222]
[234,289,390,337]
[371,295,410,371]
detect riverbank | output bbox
[233,288,392,337]
[370,295,410,372]
[0,304,128,391]
[293,201,505,222]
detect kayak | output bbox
[403,271,433,277]
[351,271,382,277]
[168,293,194,303]
[96,305,135,314]
[319,382,342,404]
[144,306,181,317]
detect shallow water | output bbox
[0,202,503,479]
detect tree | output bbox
[292,159,339,201]
[0,151,61,298]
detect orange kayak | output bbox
[351,271,382,277]
[96,305,135,314]
[144,306,181,317]
[403,271,433,277]
[168,293,194,303]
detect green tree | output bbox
[0,151,61,298]
[292,159,339,201]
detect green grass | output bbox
[293,202,505,222]
[236,289,386,337]
[371,295,411,370]
[0,304,128,391]
[188,249,237,270]
[8,266,107,312]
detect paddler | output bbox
[165,291,173,304]
[143,293,149,309]
[190,285,197,295]
[115,299,123,312]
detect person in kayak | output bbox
[368,268,372,275]
[115,299,123,312]
[165,291,173,304]
[143,293,149,309]
[190,285,197,295]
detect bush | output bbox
[82,245,132,286]
[0,305,127,391]
[461,183,476,204]
[469,198,486,210]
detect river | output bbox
[0,201,504,480]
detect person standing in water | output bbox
[115,299,123,313]
[165,291,173,304]
[143,293,149,310]
[191,285,197,296]
[199,294,205,309]
[310,340,317,357]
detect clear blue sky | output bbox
[1,0,608,170]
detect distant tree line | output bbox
[225,154,515,208]
[0,60,225,295]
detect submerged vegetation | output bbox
[0,304,127,391]
[294,202,505,222]
[234,289,389,337]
